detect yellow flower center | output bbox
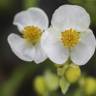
[22,26,42,45]
[61,28,80,48]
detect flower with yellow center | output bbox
[7,8,49,63]
[41,5,96,65]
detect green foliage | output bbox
[74,89,83,96]
[0,0,12,9]
[1,63,37,96]
[23,0,39,9]
[0,60,55,96]
[59,77,70,94]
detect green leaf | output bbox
[59,77,70,95]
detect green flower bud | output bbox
[34,76,47,95]
[64,64,81,83]
[84,77,96,95]
[44,71,59,91]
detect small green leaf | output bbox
[59,77,70,94]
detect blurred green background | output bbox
[0,0,96,96]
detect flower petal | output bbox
[71,29,96,65]
[41,28,69,64]
[13,8,49,32]
[51,5,90,31]
[13,11,31,31]
[34,42,47,64]
[7,33,35,61]
[28,8,49,30]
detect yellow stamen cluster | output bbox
[61,28,80,48]
[22,26,42,45]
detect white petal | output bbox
[13,8,49,32]
[71,29,96,65]
[28,8,49,30]
[51,5,90,31]
[7,33,35,61]
[34,42,47,64]
[41,28,69,64]
[13,11,32,31]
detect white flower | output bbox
[8,8,49,64]
[41,5,96,65]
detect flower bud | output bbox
[44,71,59,91]
[34,76,47,95]
[84,77,96,95]
[64,64,81,83]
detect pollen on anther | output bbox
[61,28,80,48]
[22,26,42,45]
